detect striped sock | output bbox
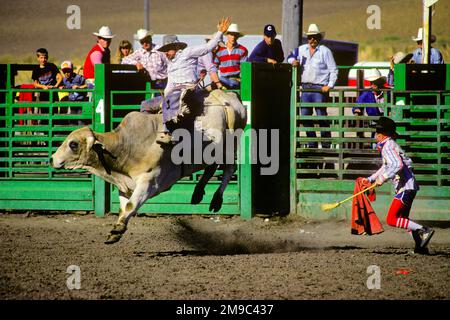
[405,219,422,231]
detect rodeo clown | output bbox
[361,117,435,254]
[155,17,232,144]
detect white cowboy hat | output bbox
[225,23,244,37]
[365,68,387,83]
[304,23,325,37]
[157,34,187,52]
[93,26,115,39]
[392,51,413,64]
[411,27,436,43]
[412,27,423,41]
[136,28,154,41]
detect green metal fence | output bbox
[0,63,243,217]
[1,62,449,221]
[0,64,96,212]
[294,64,450,221]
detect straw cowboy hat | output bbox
[93,26,115,39]
[157,35,187,52]
[304,23,325,37]
[392,51,413,64]
[412,27,436,43]
[225,23,244,37]
[136,28,154,41]
[365,68,387,83]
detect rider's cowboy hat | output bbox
[158,35,187,52]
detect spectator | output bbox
[287,23,338,148]
[122,29,168,89]
[156,17,231,144]
[411,27,444,64]
[353,68,386,118]
[59,60,88,102]
[116,40,133,63]
[83,26,115,86]
[32,48,62,102]
[387,51,413,87]
[248,24,284,64]
[198,34,222,90]
[214,23,248,90]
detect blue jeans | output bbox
[219,76,240,90]
[301,84,331,148]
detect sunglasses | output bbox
[307,35,321,41]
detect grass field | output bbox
[0,0,448,69]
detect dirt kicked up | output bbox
[0,212,449,300]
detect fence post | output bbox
[290,66,298,214]
[92,64,109,217]
[239,62,253,220]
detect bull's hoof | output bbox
[104,233,123,244]
[209,192,223,212]
[110,223,127,235]
[191,187,205,204]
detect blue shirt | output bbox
[248,39,284,63]
[62,73,86,101]
[287,44,338,88]
[412,47,444,64]
[353,90,383,116]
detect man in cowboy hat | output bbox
[353,68,386,118]
[362,116,435,254]
[411,27,444,64]
[155,17,232,144]
[83,26,115,83]
[122,28,168,89]
[387,52,414,87]
[214,23,248,90]
[287,23,338,149]
[248,24,284,64]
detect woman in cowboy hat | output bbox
[411,27,444,64]
[287,23,338,149]
[155,17,232,144]
[83,26,115,83]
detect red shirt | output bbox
[83,44,110,79]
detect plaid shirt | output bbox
[121,48,168,81]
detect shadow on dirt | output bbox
[168,218,365,256]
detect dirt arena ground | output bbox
[0,212,449,300]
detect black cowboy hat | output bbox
[157,34,187,52]
[370,116,399,137]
